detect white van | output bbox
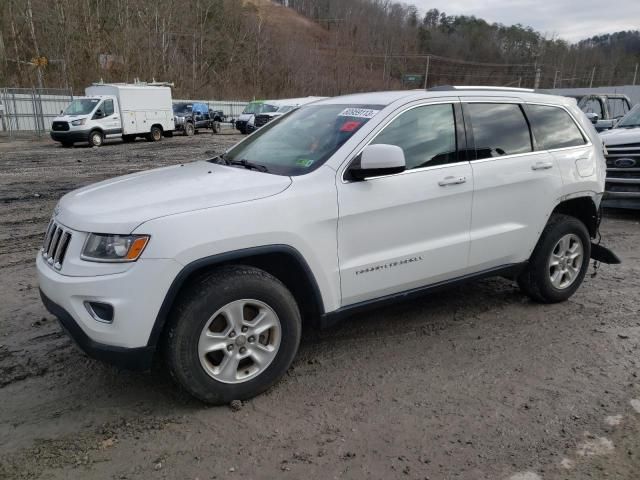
[50,83,175,147]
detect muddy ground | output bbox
[0,133,639,480]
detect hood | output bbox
[238,113,254,122]
[56,161,292,233]
[599,127,640,146]
[53,114,89,122]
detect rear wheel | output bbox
[183,122,195,136]
[164,266,301,405]
[518,214,591,303]
[89,130,103,147]
[147,125,162,142]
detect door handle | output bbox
[438,176,467,186]
[531,161,553,170]
[112,116,119,119]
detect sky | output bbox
[411,0,640,43]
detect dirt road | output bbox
[1,134,639,479]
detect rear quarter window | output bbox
[526,105,586,150]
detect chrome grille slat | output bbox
[41,219,72,270]
[47,227,62,259]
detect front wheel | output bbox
[183,122,195,136]
[518,214,591,303]
[89,130,103,147]
[163,266,301,404]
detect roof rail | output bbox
[428,85,535,93]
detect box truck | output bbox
[50,83,175,147]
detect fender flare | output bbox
[145,244,325,348]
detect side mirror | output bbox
[348,144,406,181]
[94,109,104,119]
[60,110,63,114]
[585,112,599,124]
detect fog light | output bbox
[84,301,114,323]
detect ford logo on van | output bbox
[614,158,636,168]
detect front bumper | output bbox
[50,130,91,143]
[37,254,182,368]
[40,290,154,370]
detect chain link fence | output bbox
[0,88,75,137]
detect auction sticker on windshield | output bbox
[338,108,380,118]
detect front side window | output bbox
[370,104,457,169]
[526,105,586,150]
[223,104,383,175]
[103,99,114,116]
[467,103,532,159]
[579,97,603,117]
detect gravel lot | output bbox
[1,134,639,479]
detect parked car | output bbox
[234,100,278,134]
[252,97,326,131]
[38,87,618,404]
[599,103,640,209]
[50,83,174,147]
[578,94,632,132]
[173,102,220,136]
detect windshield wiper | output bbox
[228,159,269,172]
[208,152,230,165]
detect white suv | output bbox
[38,87,618,404]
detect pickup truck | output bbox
[579,94,632,132]
[173,102,221,135]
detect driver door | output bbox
[336,102,473,306]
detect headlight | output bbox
[71,118,86,126]
[81,234,150,262]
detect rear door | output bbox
[463,101,563,270]
[337,101,474,306]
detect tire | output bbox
[147,125,162,142]
[517,214,591,303]
[183,122,195,137]
[122,135,136,143]
[89,130,103,147]
[163,266,302,405]
[212,121,220,134]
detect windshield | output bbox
[223,104,384,175]
[173,103,193,114]
[64,99,100,116]
[242,102,279,114]
[616,104,640,128]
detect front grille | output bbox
[41,220,72,270]
[254,115,272,128]
[605,144,640,196]
[51,121,69,131]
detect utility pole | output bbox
[633,63,638,86]
[534,67,541,89]
[589,66,596,88]
[552,70,559,89]
[423,55,431,89]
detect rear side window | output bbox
[607,98,627,119]
[466,103,532,159]
[526,105,586,150]
[371,104,457,169]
